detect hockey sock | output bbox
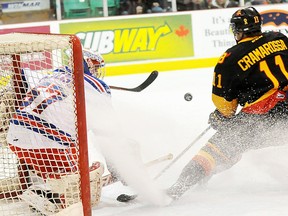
[167,160,206,199]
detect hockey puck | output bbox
[184,93,193,101]
[117,194,138,202]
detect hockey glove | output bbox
[208,109,232,130]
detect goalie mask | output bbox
[83,49,105,79]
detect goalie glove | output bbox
[208,109,233,130]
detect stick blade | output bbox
[109,70,158,92]
[133,70,158,92]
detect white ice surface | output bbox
[91,68,288,216]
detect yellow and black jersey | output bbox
[212,31,288,116]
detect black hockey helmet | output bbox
[230,7,262,35]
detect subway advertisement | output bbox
[59,14,194,64]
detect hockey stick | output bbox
[144,153,173,167]
[102,153,173,187]
[153,126,211,180]
[109,70,158,92]
[117,126,211,202]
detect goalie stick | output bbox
[102,153,173,187]
[117,126,212,202]
[109,70,158,92]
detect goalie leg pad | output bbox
[19,186,60,215]
[46,161,104,208]
[18,161,104,215]
[88,161,104,207]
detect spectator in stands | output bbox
[151,2,164,12]
[269,0,283,3]
[145,0,165,12]
[176,0,209,11]
[206,0,219,8]
[0,4,3,25]
[119,0,134,14]
[176,0,190,11]
[119,0,146,15]
[211,0,238,8]
[136,5,144,14]
[269,0,286,3]
[247,0,269,4]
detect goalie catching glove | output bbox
[208,109,234,130]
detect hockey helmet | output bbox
[83,49,105,79]
[230,7,262,36]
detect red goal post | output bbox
[0,33,94,216]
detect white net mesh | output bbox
[0,33,95,216]
[0,88,15,146]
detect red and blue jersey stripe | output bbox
[84,73,111,95]
[10,110,76,147]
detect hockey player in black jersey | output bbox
[167,7,288,199]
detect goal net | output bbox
[0,33,98,216]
